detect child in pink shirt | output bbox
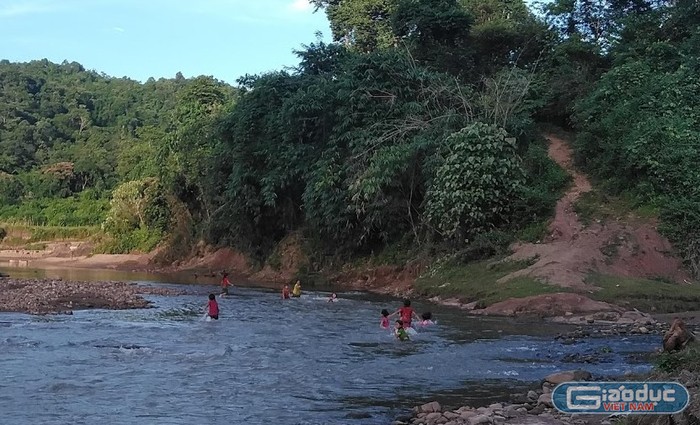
[380,309,390,329]
[206,294,219,320]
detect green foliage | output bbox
[392,0,473,75]
[102,178,170,253]
[587,274,700,313]
[516,220,549,243]
[453,230,515,262]
[534,38,610,126]
[212,46,490,258]
[0,223,100,245]
[99,227,163,254]
[572,0,700,275]
[0,59,238,245]
[311,0,400,52]
[0,196,108,226]
[573,190,659,226]
[425,123,525,242]
[512,138,571,228]
[656,344,700,374]
[9,0,685,273]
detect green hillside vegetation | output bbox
[1,0,699,295]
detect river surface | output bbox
[0,268,659,425]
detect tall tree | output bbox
[311,0,400,52]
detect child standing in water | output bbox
[395,320,409,341]
[282,284,290,299]
[391,299,420,329]
[380,309,390,329]
[220,272,232,296]
[291,280,302,298]
[327,293,338,302]
[206,294,219,320]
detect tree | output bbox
[392,0,473,75]
[311,0,401,51]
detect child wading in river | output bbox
[418,312,435,327]
[206,294,219,320]
[395,320,409,341]
[220,272,232,296]
[380,309,390,329]
[391,299,420,329]
[291,280,302,298]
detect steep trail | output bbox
[500,134,688,288]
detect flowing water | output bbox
[0,269,659,425]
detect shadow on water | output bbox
[0,267,660,425]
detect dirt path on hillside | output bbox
[500,134,688,288]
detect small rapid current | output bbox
[0,271,658,424]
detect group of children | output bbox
[281,281,302,299]
[206,277,304,319]
[380,299,435,341]
[206,274,435,340]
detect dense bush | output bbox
[424,123,525,242]
[0,197,109,226]
[101,178,170,253]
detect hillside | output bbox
[2,0,699,317]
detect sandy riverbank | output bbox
[0,247,153,272]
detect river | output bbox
[0,268,658,424]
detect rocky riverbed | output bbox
[0,277,185,314]
[397,370,619,425]
[400,378,700,425]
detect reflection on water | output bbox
[0,269,658,425]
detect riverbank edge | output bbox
[1,252,693,328]
[398,366,700,425]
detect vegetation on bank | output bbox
[0,223,100,246]
[412,255,700,313]
[414,257,562,307]
[1,0,699,306]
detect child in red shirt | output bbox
[392,299,420,328]
[220,272,232,296]
[282,284,290,299]
[206,293,219,320]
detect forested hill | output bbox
[0,59,238,248]
[1,0,699,279]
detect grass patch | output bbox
[0,222,102,250]
[655,343,700,374]
[587,273,700,313]
[1,223,100,242]
[516,220,550,243]
[574,190,659,225]
[24,242,48,251]
[414,257,566,307]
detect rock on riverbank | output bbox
[397,370,610,425]
[0,277,185,314]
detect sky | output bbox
[0,0,332,83]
